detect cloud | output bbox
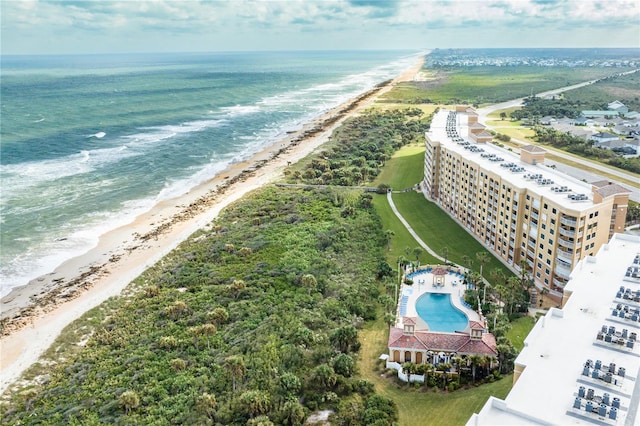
[1,0,639,54]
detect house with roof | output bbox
[591,132,619,145]
[607,100,628,114]
[387,317,498,367]
[581,110,620,119]
[573,116,592,126]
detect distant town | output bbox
[427,48,640,68]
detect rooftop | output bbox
[467,233,640,426]
[427,110,600,210]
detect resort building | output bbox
[467,233,640,425]
[386,267,498,377]
[422,107,631,300]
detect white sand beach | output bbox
[0,55,425,394]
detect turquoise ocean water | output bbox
[0,50,420,297]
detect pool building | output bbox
[387,266,498,370]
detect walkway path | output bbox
[387,190,447,264]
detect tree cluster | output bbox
[289,109,427,187]
[2,187,397,425]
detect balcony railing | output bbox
[557,238,575,249]
[560,216,577,227]
[556,247,574,258]
[558,227,576,238]
[553,276,568,287]
[554,264,572,279]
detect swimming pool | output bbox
[415,293,469,332]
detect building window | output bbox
[543,203,548,209]
[544,278,549,284]
[536,272,541,278]
[552,208,557,214]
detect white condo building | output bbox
[467,233,640,425]
[423,107,631,300]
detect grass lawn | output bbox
[391,192,513,280]
[373,194,440,267]
[375,143,426,190]
[506,315,537,352]
[373,143,439,266]
[358,315,513,426]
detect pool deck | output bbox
[396,267,481,332]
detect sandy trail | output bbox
[0,54,426,394]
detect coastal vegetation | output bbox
[2,185,399,425]
[1,100,535,425]
[287,108,429,187]
[378,66,624,106]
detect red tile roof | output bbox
[388,327,498,356]
[469,321,484,330]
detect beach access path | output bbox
[0,54,427,394]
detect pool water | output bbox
[416,293,469,332]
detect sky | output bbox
[2,0,639,55]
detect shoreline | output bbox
[0,54,425,393]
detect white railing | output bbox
[385,361,425,383]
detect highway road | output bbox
[475,71,640,202]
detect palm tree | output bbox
[413,247,423,266]
[200,323,217,349]
[384,229,395,251]
[196,393,217,420]
[468,355,483,383]
[506,276,521,314]
[225,355,246,394]
[476,251,490,278]
[118,390,140,415]
[231,279,246,299]
[301,274,317,295]
[207,306,229,326]
[462,255,473,271]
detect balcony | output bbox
[527,249,535,258]
[556,257,572,268]
[560,216,577,227]
[557,237,575,249]
[556,247,574,258]
[558,227,576,238]
[554,264,572,279]
[553,277,568,288]
[531,211,539,220]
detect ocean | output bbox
[0,50,421,297]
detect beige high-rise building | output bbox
[423,107,630,300]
